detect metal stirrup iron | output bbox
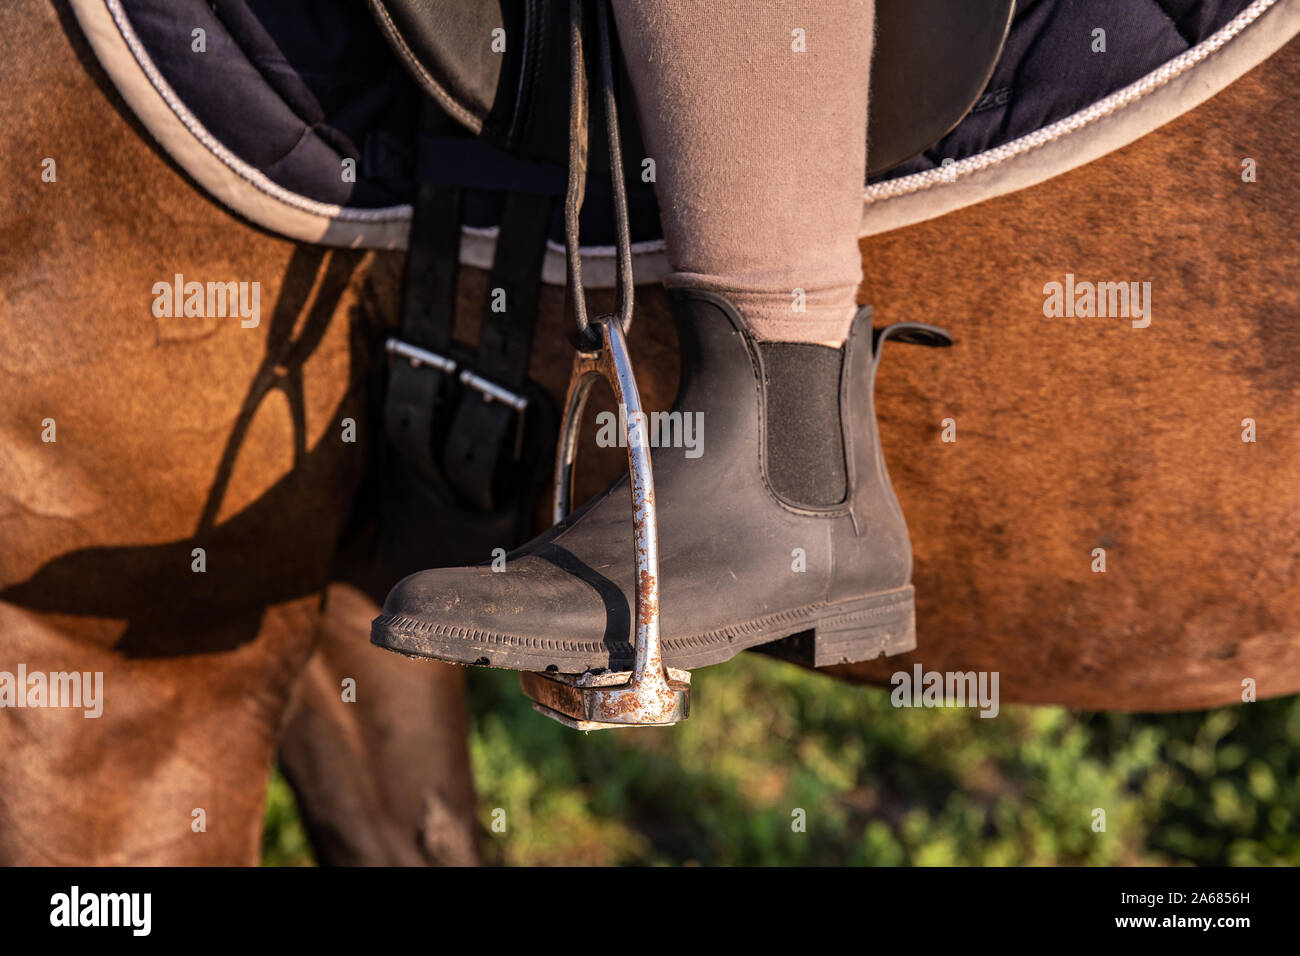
[519,0,691,730]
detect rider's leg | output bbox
[371,0,952,681]
[612,1,875,346]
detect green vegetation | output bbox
[261,766,314,867]
[263,655,1300,866]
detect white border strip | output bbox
[102,0,407,225]
[861,0,1299,235]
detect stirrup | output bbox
[519,316,691,730]
[518,0,689,728]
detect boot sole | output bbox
[371,584,915,674]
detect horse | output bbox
[1,0,1296,864]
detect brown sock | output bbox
[613,0,874,345]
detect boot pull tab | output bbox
[871,322,953,372]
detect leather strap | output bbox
[384,91,559,511]
[476,191,554,389]
[443,190,554,509]
[384,178,463,483]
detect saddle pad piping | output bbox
[100,0,408,226]
[861,0,1295,234]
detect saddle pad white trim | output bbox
[73,0,409,245]
[860,0,1300,236]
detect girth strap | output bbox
[384,179,463,483]
[443,190,554,510]
[383,103,557,511]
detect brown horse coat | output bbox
[1,0,1296,864]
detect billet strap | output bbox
[443,190,555,510]
[383,100,556,509]
[473,191,555,391]
[384,178,464,482]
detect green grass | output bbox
[261,766,315,867]
[263,655,1300,866]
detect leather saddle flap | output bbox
[369,0,1015,176]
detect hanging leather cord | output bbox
[566,0,635,347]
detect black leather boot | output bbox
[372,288,949,673]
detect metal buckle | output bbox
[387,338,531,459]
[385,337,457,373]
[519,315,691,730]
[458,369,528,413]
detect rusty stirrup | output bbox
[518,0,691,730]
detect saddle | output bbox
[74,0,1272,258]
[370,0,1016,179]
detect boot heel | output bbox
[757,586,915,668]
[812,586,915,666]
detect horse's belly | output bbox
[836,39,1300,710]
